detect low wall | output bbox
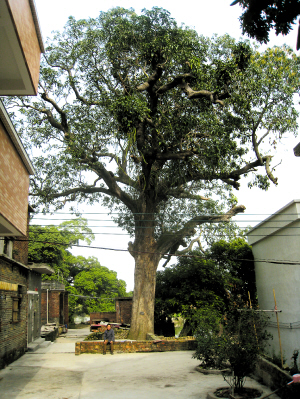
[43,327,59,342]
[253,356,300,399]
[75,338,196,355]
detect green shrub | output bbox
[193,307,228,369]
[193,306,271,390]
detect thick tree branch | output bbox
[115,174,139,190]
[167,190,211,201]
[157,204,245,256]
[40,92,69,134]
[159,156,271,196]
[179,81,229,105]
[136,64,164,92]
[252,130,264,165]
[161,235,202,268]
[30,186,113,198]
[87,161,138,212]
[67,69,100,106]
[220,178,240,189]
[155,73,195,94]
[136,121,146,152]
[20,101,65,133]
[265,156,278,185]
[155,73,229,106]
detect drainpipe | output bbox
[47,289,49,324]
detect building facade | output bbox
[0,0,44,368]
[41,281,69,327]
[247,200,300,361]
[0,0,44,96]
[90,297,133,325]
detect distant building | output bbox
[90,297,133,325]
[27,264,54,343]
[41,281,69,327]
[247,200,300,361]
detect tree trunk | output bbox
[179,320,193,337]
[128,247,160,340]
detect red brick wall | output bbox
[13,210,30,265]
[49,292,60,324]
[0,258,28,369]
[41,290,69,326]
[0,122,30,236]
[90,298,133,325]
[41,290,47,325]
[63,292,69,327]
[116,298,132,324]
[7,0,42,93]
[90,312,117,324]
[41,290,60,325]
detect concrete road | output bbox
[0,328,280,399]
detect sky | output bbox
[32,0,300,291]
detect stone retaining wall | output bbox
[253,356,300,399]
[75,338,196,355]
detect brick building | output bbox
[0,102,36,368]
[0,254,28,368]
[90,297,133,325]
[27,264,54,343]
[0,202,53,369]
[0,0,44,368]
[41,281,69,327]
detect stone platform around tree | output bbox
[75,337,196,355]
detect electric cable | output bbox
[12,238,300,265]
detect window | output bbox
[12,298,19,322]
[0,238,13,258]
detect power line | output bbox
[31,211,300,216]
[13,238,300,265]
[27,227,300,238]
[30,216,300,222]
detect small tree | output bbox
[192,306,228,369]
[193,306,271,391]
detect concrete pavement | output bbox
[0,328,280,399]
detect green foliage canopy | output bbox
[73,264,127,314]
[5,7,300,338]
[155,238,255,324]
[208,238,256,303]
[28,220,127,316]
[28,218,94,281]
[231,0,300,44]
[7,8,300,247]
